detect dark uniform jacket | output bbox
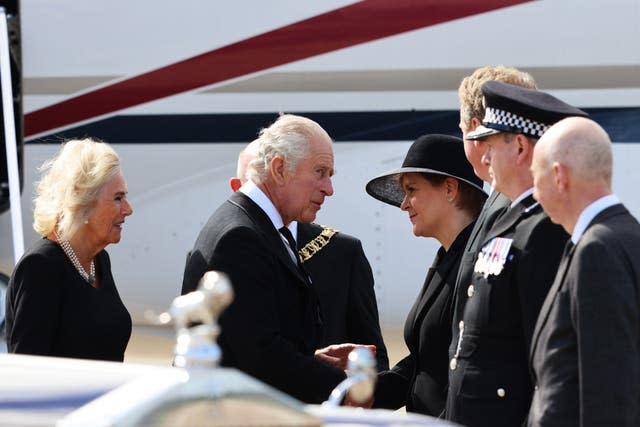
[528,203,640,427]
[181,191,345,403]
[297,223,389,371]
[450,191,510,350]
[374,223,473,416]
[446,194,568,427]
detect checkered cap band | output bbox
[484,107,550,138]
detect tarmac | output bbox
[124,326,408,368]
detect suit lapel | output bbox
[408,263,439,337]
[481,199,523,245]
[408,224,472,343]
[528,204,626,361]
[466,191,501,248]
[529,241,576,362]
[228,192,308,286]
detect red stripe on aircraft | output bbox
[25,0,533,137]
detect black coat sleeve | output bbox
[374,353,414,409]
[345,238,389,371]
[571,236,639,427]
[199,226,346,403]
[6,252,64,355]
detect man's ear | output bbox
[270,156,287,185]
[516,135,533,164]
[553,161,569,192]
[230,178,242,192]
[469,117,482,131]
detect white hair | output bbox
[247,114,331,183]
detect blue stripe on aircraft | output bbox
[27,107,640,144]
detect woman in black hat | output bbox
[361,134,486,416]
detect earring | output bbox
[447,196,453,202]
[84,218,89,225]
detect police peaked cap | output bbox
[365,134,486,207]
[467,80,588,140]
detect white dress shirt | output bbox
[571,194,620,244]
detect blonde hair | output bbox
[459,65,537,128]
[248,114,331,184]
[33,138,121,239]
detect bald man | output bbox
[528,117,640,427]
[231,141,389,372]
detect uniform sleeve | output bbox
[516,218,568,350]
[6,252,64,355]
[570,238,639,427]
[345,238,389,371]
[204,226,346,403]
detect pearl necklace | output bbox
[54,232,96,285]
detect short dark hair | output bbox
[421,173,486,218]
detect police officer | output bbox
[445,81,588,427]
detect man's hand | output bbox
[343,392,374,408]
[314,343,377,370]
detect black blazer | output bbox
[297,223,389,371]
[450,191,510,341]
[446,195,569,427]
[181,192,345,403]
[374,223,473,416]
[528,204,640,427]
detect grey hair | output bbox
[247,114,331,184]
[33,138,121,239]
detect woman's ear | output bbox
[445,177,459,202]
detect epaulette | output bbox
[299,225,339,262]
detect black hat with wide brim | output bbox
[366,134,486,207]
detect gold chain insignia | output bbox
[298,225,339,262]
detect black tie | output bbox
[279,226,311,284]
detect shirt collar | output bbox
[238,180,285,231]
[572,194,620,244]
[510,187,534,209]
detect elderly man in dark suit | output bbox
[450,66,537,360]
[182,114,364,403]
[230,141,389,372]
[445,81,588,427]
[528,117,640,427]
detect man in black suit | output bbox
[528,117,640,427]
[182,114,360,403]
[445,81,588,427]
[230,142,389,371]
[450,66,537,360]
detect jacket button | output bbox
[497,388,506,398]
[467,285,475,297]
[449,358,457,370]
